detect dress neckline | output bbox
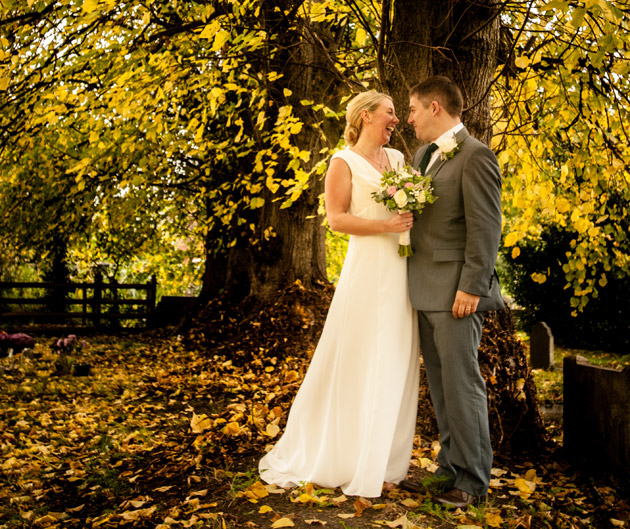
[348,147,393,174]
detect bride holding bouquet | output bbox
[259,91,420,498]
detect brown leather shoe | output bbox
[399,479,425,493]
[432,488,476,508]
[399,474,454,494]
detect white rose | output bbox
[435,135,458,154]
[417,190,426,204]
[393,189,408,208]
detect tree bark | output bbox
[211,1,348,303]
[383,0,502,153]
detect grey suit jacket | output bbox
[408,127,505,312]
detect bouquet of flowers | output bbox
[372,164,436,256]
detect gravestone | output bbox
[530,321,554,369]
[564,355,630,475]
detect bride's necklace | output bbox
[354,145,387,170]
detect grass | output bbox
[228,469,260,497]
[525,332,630,407]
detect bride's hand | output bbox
[384,211,413,233]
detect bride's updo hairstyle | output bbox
[344,91,391,146]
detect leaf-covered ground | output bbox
[1,287,629,529]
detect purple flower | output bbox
[54,334,85,352]
[0,332,35,353]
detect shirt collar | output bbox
[435,122,464,145]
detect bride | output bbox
[258,91,419,498]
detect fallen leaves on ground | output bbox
[0,284,629,528]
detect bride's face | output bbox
[364,98,399,144]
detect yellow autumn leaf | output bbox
[250,197,265,209]
[249,481,269,498]
[400,497,419,508]
[199,20,220,39]
[295,493,321,504]
[82,0,99,13]
[258,505,273,513]
[190,412,213,433]
[284,370,299,383]
[515,55,530,68]
[331,494,348,505]
[503,231,521,247]
[524,468,537,482]
[355,27,367,46]
[511,246,521,259]
[34,514,60,526]
[266,422,280,437]
[385,515,409,528]
[119,506,157,521]
[417,456,433,469]
[222,421,240,435]
[271,518,295,528]
[190,489,208,497]
[485,510,504,527]
[354,497,372,516]
[212,29,230,52]
[0,76,9,91]
[514,477,536,498]
[531,272,547,284]
[67,158,92,174]
[2,456,19,470]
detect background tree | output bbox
[3,0,629,314]
[497,1,630,315]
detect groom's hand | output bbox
[452,290,480,319]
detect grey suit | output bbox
[408,126,504,496]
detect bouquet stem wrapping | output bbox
[398,211,413,256]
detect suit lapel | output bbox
[426,127,470,178]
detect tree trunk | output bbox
[209,2,348,303]
[383,0,502,153]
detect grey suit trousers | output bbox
[418,310,492,495]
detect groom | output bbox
[402,76,504,507]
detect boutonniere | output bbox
[435,133,461,161]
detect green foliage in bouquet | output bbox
[371,165,437,214]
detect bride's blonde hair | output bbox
[344,91,392,146]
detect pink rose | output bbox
[404,182,414,188]
[387,185,397,196]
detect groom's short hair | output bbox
[410,76,463,118]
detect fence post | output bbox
[92,272,103,329]
[147,275,157,317]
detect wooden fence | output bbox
[0,273,156,330]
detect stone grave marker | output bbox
[530,321,554,369]
[564,355,630,475]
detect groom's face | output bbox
[408,95,434,143]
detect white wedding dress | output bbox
[259,147,419,498]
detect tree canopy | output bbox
[1,0,629,312]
